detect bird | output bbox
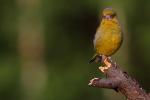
[90,8,123,63]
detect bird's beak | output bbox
[105,15,112,20]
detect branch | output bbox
[88,56,150,100]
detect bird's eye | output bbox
[110,13,116,18]
[102,15,106,19]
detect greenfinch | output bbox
[90,8,123,62]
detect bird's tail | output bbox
[89,56,96,63]
[89,54,102,63]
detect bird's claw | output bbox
[99,66,110,72]
[99,57,112,72]
[99,66,105,72]
[104,57,112,68]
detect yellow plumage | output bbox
[90,8,123,62]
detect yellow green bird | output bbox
[90,8,123,63]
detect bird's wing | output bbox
[93,30,102,48]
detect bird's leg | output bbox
[99,56,112,73]
[104,57,111,68]
[107,56,113,63]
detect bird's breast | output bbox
[94,20,122,56]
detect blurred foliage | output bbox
[0,0,149,100]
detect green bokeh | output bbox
[0,0,149,100]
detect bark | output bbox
[88,55,150,100]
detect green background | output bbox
[0,0,150,100]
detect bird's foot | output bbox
[99,66,110,72]
[99,66,106,72]
[107,56,113,63]
[104,57,111,68]
[99,57,112,73]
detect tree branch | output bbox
[88,56,150,100]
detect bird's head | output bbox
[102,8,116,20]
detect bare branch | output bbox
[89,55,150,100]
